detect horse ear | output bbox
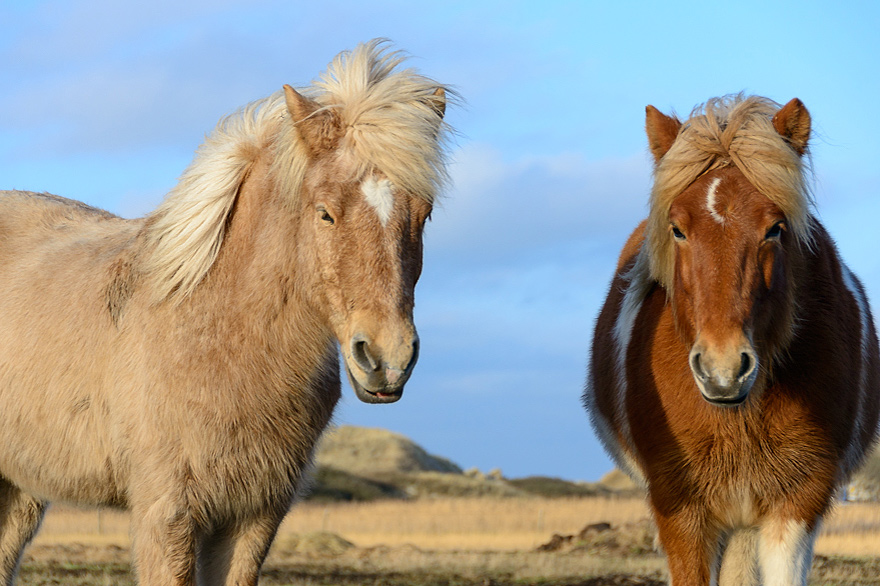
[772,98,811,156]
[428,87,446,119]
[283,84,318,123]
[283,84,342,154]
[645,105,681,163]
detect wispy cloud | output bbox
[431,143,650,264]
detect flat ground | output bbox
[17,545,880,585]
[17,497,880,585]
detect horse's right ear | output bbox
[283,84,342,154]
[284,84,319,123]
[645,105,681,164]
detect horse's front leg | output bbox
[653,505,717,586]
[0,482,46,586]
[197,511,287,586]
[756,516,818,586]
[130,496,197,586]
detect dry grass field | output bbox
[280,496,880,556]
[281,496,650,550]
[21,496,880,585]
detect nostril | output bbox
[737,352,754,381]
[689,352,706,381]
[352,337,379,372]
[408,336,420,371]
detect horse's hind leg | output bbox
[0,481,47,585]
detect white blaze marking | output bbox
[362,177,394,226]
[706,177,724,224]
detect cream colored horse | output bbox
[0,40,450,585]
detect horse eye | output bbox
[671,225,686,241]
[765,221,784,240]
[316,206,335,225]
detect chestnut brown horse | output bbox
[584,95,880,585]
[0,40,451,585]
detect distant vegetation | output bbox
[306,467,405,502]
[507,476,607,498]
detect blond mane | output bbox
[143,39,452,302]
[646,94,815,289]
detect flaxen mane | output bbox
[645,94,816,289]
[144,39,451,301]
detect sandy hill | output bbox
[598,467,640,492]
[311,426,880,503]
[315,426,462,476]
[308,426,616,501]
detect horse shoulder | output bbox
[616,219,647,274]
[593,219,652,375]
[585,220,658,485]
[784,222,880,473]
[590,222,649,415]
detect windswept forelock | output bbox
[143,40,452,303]
[310,39,453,201]
[646,94,815,290]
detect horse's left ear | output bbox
[428,87,446,119]
[772,98,811,156]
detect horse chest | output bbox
[128,366,340,518]
[175,414,329,517]
[640,401,836,523]
[620,291,837,505]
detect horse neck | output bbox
[182,155,335,369]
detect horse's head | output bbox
[645,97,812,406]
[283,84,446,404]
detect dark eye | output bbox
[765,221,784,240]
[317,206,335,225]
[671,225,686,241]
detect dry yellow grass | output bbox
[34,507,131,547]
[32,496,880,557]
[815,501,880,556]
[279,496,649,550]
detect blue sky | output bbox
[1,1,879,481]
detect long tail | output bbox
[718,529,759,586]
